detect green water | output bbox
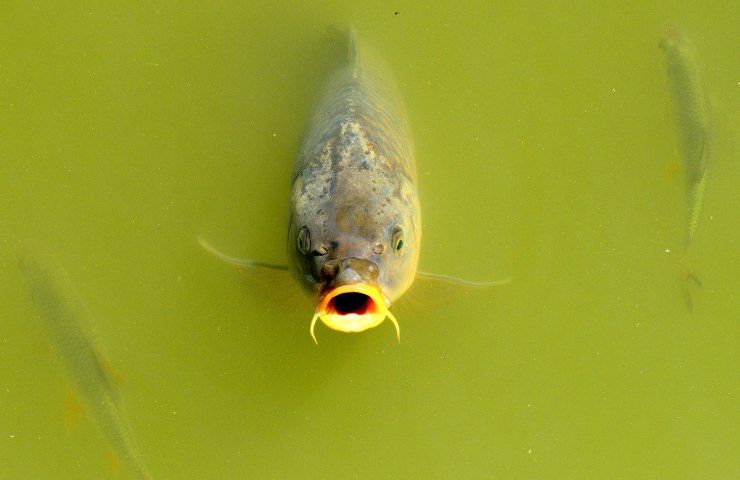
[1,2,737,479]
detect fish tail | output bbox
[686,172,708,245]
[680,252,702,312]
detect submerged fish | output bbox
[20,241,152,479]
[200,29,505,341]
[288,30,420,341]
[659,24,712,309]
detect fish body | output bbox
[288,30,420,338]
[660,24,712,249]
[198,29,506,339]
[659,24,713,308]
[20,242,151,479]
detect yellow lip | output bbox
[310,284,399,343]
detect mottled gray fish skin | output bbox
[288,31,421,305]
[660,24,712,248]
[20,241,152,479]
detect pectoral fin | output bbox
[106,450,122,477]
[96,350,124,385]
[197,237,288,271]
[416,271,511,288]
[395,271,511,316]
[89,347,123,405]
[197,236,309,314]
[65,390,83,432]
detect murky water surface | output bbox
[1,1,737,478]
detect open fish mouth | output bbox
[310,284,399,343]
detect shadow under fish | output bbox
[19,240,153,479]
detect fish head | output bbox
[288,202,419,341]
[659,23,695,60]
[658,23,683,50]
[659,23,684,50]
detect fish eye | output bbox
[297,227,311,255]
[391,226,404,253]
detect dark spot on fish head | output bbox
[330,240,340,250]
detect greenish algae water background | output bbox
[0,1,737,478]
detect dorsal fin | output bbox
[348,26,360,66]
